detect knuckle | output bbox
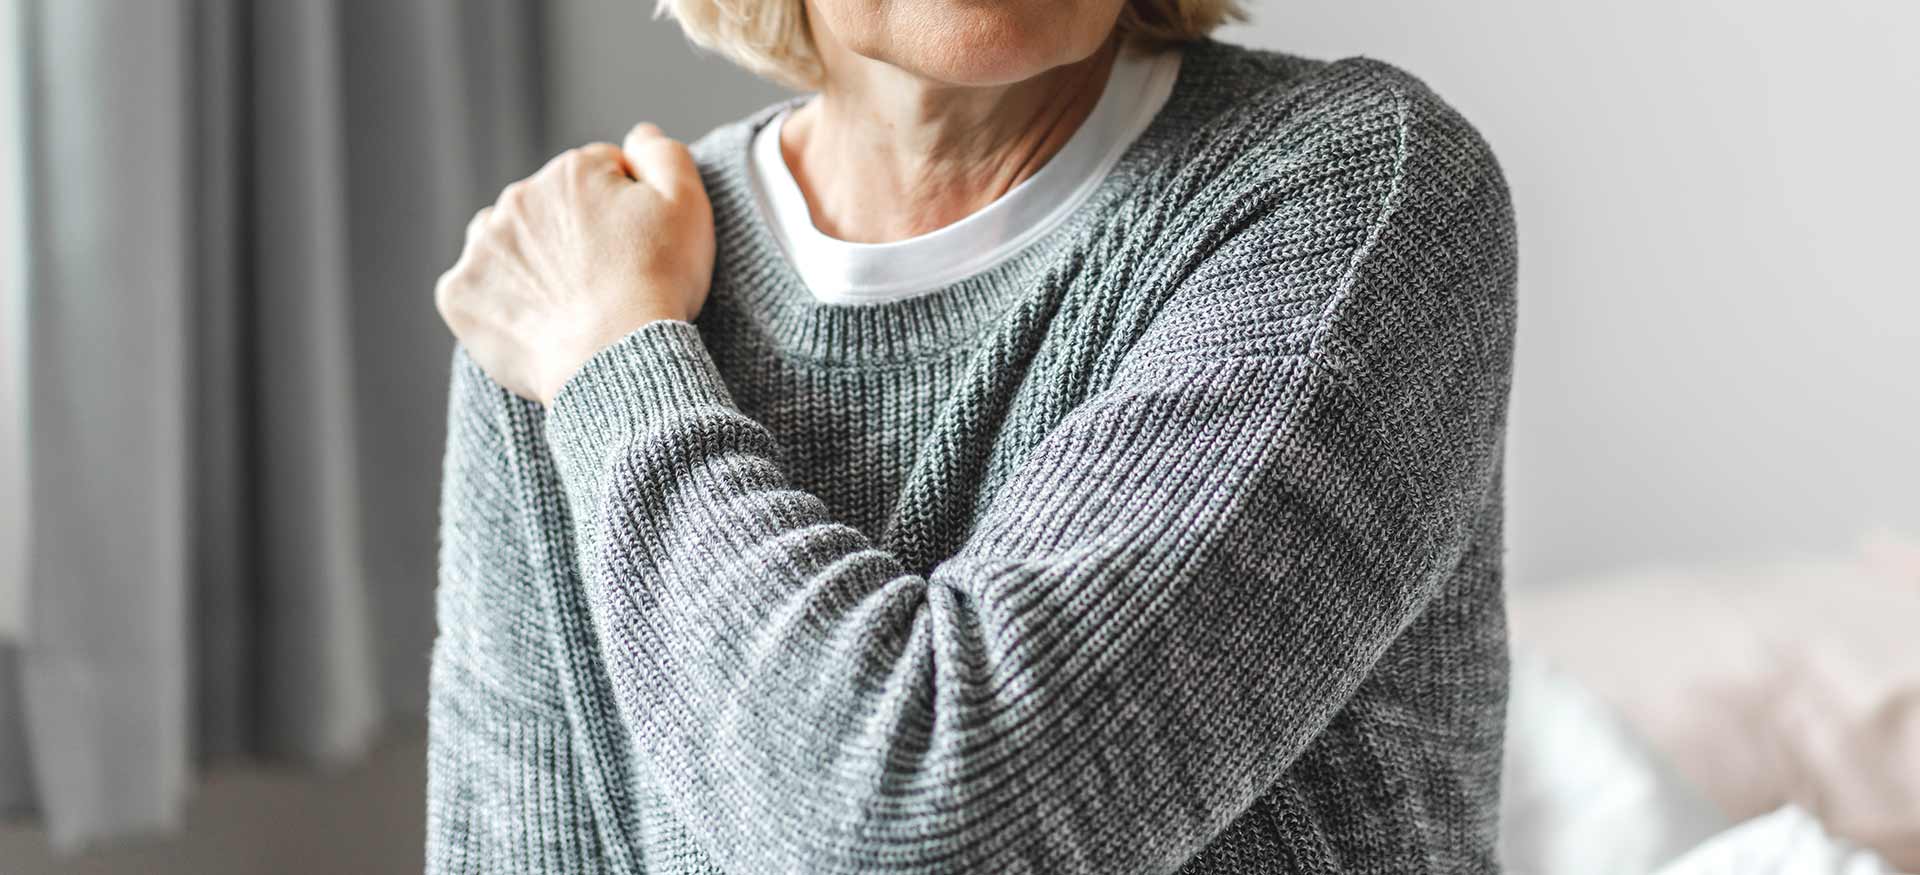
[537,146,572,175]
[432,270,459,315]
[559,150,589,177]
[573,143,619,174]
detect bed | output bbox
[1499,531,1920,873]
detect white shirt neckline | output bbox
[748,45,1183,306]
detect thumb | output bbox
[621,122,699,198]
[620,121,663,157]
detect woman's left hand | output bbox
[435,123,715,405]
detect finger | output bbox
[620,122,664,158]
[572,142,632,179]
[623,128,700,199]
[499,179,531,214]
[466,206,493,244]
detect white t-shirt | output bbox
[748,45,1183,306]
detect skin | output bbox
[437,0,1129,404]
[784,0,1126,241]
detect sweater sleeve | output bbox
[431,347,622,872]
[542,80,1513,875]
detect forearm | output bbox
[434,346,562,705]
[430,346,628,873]
[544,321,1455,874]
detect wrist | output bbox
[542,307,688,405]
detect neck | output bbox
[781,34,1121,243]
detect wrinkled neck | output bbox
[780,36,1120,243]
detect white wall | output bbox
[545,1,1920,589]
[1221,2,1920,586]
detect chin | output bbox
[835,0,1125,87]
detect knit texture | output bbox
[428,37,1517,874]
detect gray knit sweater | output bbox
[428,38,1517,875]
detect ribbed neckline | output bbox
[700,38,1236,366]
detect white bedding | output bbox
[1499,534,1920,873]
[1502,649,1908,874]
[1499,653,1728,872]
[1652,806,1897,875]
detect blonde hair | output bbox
[654,0,1246,90]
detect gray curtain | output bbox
[0,0,541,849]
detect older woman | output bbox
[428,0,1516,871]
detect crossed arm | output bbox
[539,306,1479,873]
[440,68,1513,873]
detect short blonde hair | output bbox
[655,0,1246,90]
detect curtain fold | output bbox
[0,0,29,650]
[0,0,541,849]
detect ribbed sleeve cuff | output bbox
[544,319,736,489]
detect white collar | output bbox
[748,44,1183,306]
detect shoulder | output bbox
[1187,42,1499,181]
[684,95,806,196]
[1131,46,1515,489]
[1173,43,1512,271]
[1138,43,1515,367]
[1133,47,1517,537]
[1275,57,1517,388]
[1163,41,1494,186]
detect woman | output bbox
[428,0,1517,871]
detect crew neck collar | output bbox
[697,39,1238,366]
[749,44,1182,306]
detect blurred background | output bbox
[0,1,1914,873]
